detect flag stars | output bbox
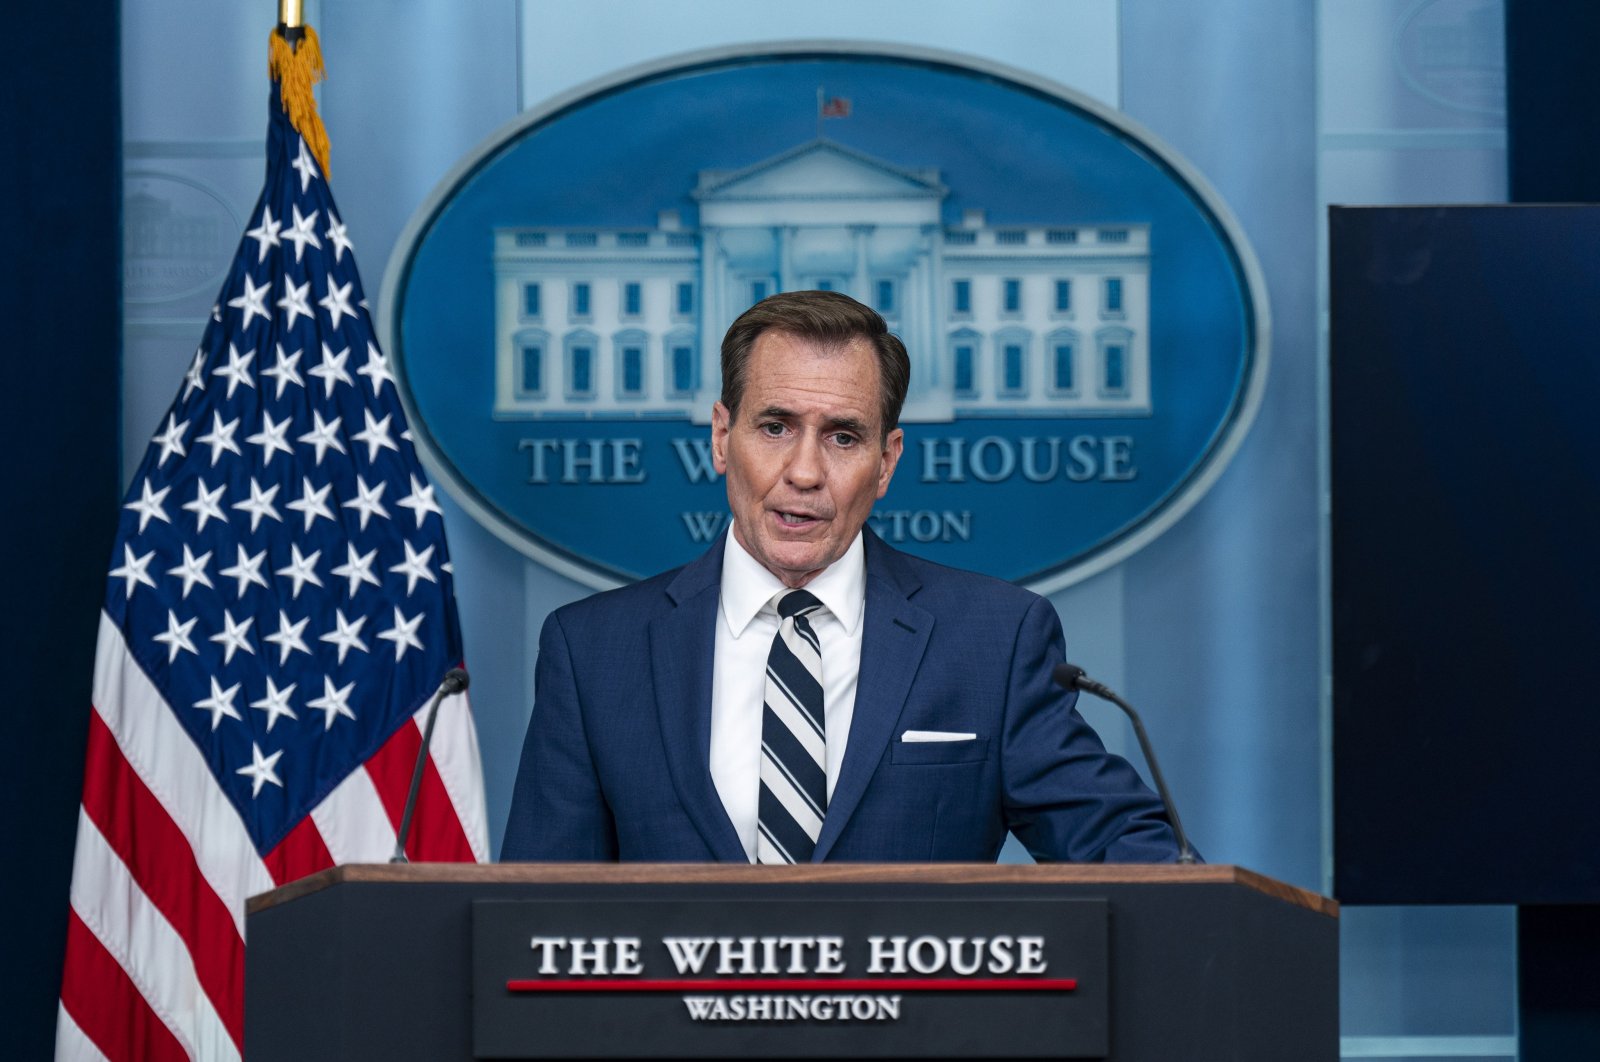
[196,411,242,467]
[109,544,158,598]
[331,542,381,597]
[227,272,272,328]
[377,606,426,662]
[232,477,283,531]
[209,608,257,665]
[277,277,313,330]
[152,610,199,663]
[325,211,354,262]
[291,136,320,193]
[319,608,369,664]
[151,413,190,467]
[318,276,356,331]
[182,348,207,401]
[352,408,399,463]
[124,479,172,533]
[389,540,437,596]
[397,474,443,527]
[246,410,295,465]
[219,544,269,598]
[282,205,321,263]
[298,410,346,466]
[357,341,395,394]
[263,609,311,665]
[244,205,282,263]
[194,676,244,732]
[275,543,324,599]
[286,476,335,531]
[342,474,389,529]
[261,343,305,399]
[307,675,356,730]
[236,743,285,797]
[211,343,257,400]
[308,342,353,395]
[249,678,298,733]
[182,478,227,532]
[166,544,215,599]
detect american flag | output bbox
[55,57,489,1062]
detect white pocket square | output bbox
[900,729,978,743]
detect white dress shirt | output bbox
[709,531,866,862]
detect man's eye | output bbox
[832,433,858,447]
[760,422,785,436]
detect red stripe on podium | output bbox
[507,977,1077,992]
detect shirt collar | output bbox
[720,529,866,638]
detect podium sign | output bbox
[472,897,1109,1058]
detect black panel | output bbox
[0,2,121,1056]
[1331,205,1600,904]
[1507,1,1600,203]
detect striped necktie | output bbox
[756,589,827,864]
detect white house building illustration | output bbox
[492,139,1151,423]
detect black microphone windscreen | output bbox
[442,668,470,694]
[1053,663,1085,690]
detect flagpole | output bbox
[278,0,304,44]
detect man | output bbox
[502,290,1181,863]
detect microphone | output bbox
[1053,663,1198,864]
[390,668,470,864]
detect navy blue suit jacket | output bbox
[501,532,1181,862]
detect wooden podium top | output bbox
[248,862,1335,919]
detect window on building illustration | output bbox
[622,282,642,318]
[876,279,895,314]
[523,282,542,319]
[568,343,594,397]
[520,343,544,396]
[750,279,769,304]
[953,344,976,396]
[619,345,644,397]
[1003,278,1022,314]
[1103,344,1127,395]
[1053,342,1075,393]
[1104,277,1123,314]
[675,282,694,316]
[997,340,1027,396]
[670,344,696,396]
[1054,279,1072,314]
[572,282,591,318]
[952,279,972,315]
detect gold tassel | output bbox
[268,25,331,180]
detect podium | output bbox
[245,864,1336,1060]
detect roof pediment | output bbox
[694,139,946,202]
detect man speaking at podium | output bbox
[502,291,1181,864]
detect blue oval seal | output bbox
[381,43,1269,592]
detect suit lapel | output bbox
[814,534,932,861]
[649,541,748,862]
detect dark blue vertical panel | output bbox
[1507,0,1600,202]
[0,2,121,1055]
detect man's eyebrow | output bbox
[823,415,871,437]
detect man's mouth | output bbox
[774,510,824,527]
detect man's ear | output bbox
[711,401,731,474]
[877,427,905,498]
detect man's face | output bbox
[712,330,904,588]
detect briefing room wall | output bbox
[121,0,1312,876]
[114,1,1512,1058]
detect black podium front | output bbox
[244,864,1336,1060]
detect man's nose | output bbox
[784,432,825,488]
